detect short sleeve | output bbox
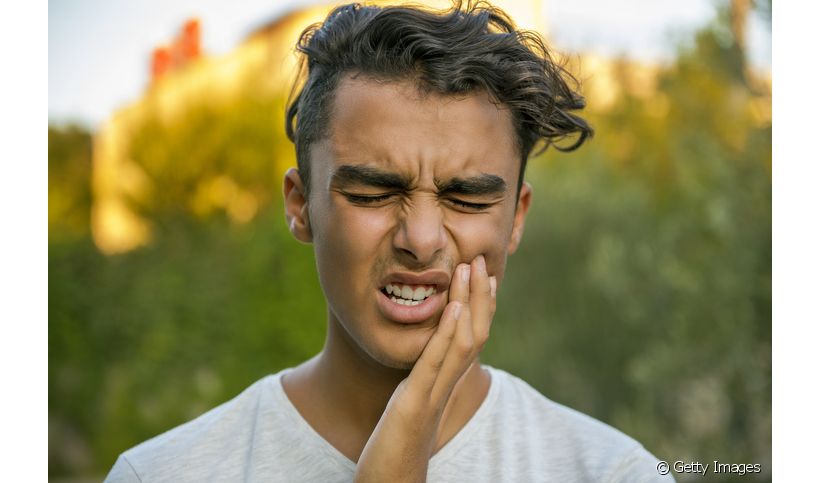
[608,445,676,483]
[104,454,142,483]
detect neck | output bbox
[314,318,414,428]
[282,315,490,460]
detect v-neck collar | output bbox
[271,365,501,472]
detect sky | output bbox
[48,0,771,129]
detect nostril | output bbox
[398,247,417,260]
[392,211,447,265]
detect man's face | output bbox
[285,75,531,370]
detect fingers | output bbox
[489,275,497,315]
[407,256,498,403]
[431,301,474,402]
[405,301,461,396]
[469,256,494,351]
[448,263,471,305]
[429,255,497,401]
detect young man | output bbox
[107,2,672,481]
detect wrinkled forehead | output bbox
[320,74,520,182]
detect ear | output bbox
[507,181,532,255]
[283,168,313,243]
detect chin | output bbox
[376,356,416,371]
[367,342,424,371]
[366,328,433,371]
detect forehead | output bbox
[323,74,520,181]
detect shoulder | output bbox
[482,366,672,482]
[104,372,284,483]
[489,366,633,452]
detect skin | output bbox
[282,74,532,481]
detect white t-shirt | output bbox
[105,365,672,482]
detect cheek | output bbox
[315,200,393,255]
[445,213,511,272]
[313,202,396,289]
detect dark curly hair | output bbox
[285,0,592,194]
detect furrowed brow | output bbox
[436,174,507,196]
[330,165,411,190]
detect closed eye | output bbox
[448,199,492,211]
[342,192,493,211]
[342,193,395,205]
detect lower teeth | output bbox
[390,296,425,306]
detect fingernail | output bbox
[452,302,462,320]
[490,276,497,298]
[461,264,471,282]
[476,255,486,274]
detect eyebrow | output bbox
[435,174,507,197]
[330,164,507,196]
[330,165,412,191]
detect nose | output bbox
[392,198,447,266]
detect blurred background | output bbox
[48,0,771,481]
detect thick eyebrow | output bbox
[330,165,412,191]
[435,174,507,197]
[330,165,507,196]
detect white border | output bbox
[772,1,820,480]
[1,0,48,480]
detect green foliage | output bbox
[484,14,771,482]
[49,124,92,240]
[49,211,326,476]
[48,6,770,480]
[126,72,292,220]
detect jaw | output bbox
[324,300,438,374]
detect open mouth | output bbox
[380,283,436,306]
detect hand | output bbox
[354,255,498,483]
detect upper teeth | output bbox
[384,284,435,301]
